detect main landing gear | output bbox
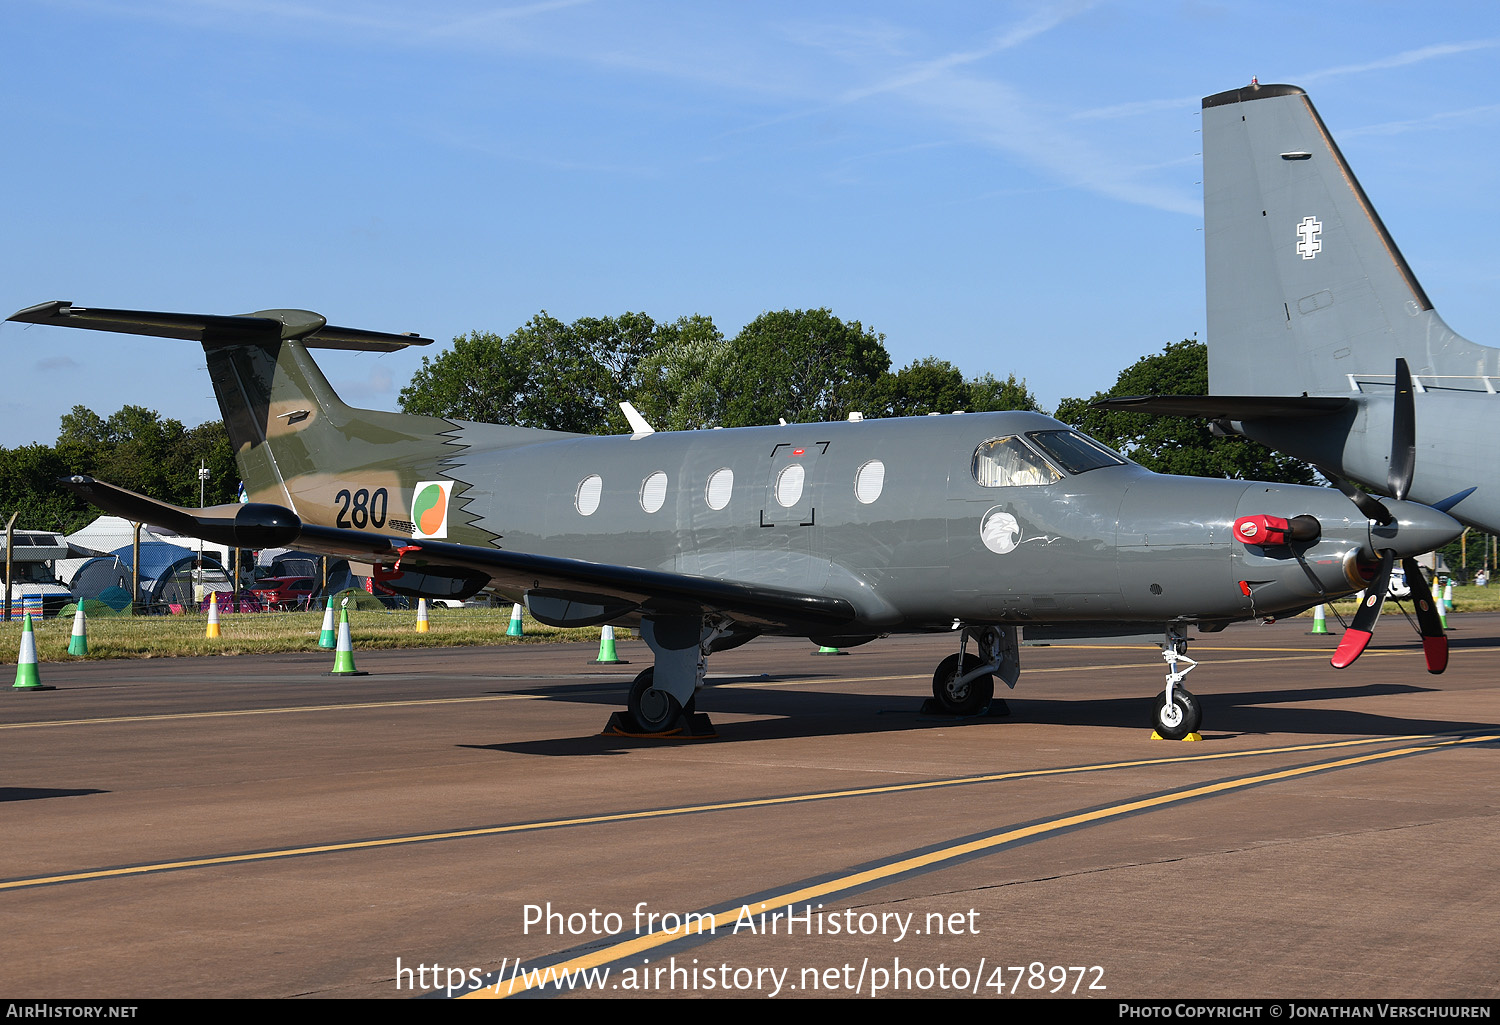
[927,625,1020,717]
[1152,624,1202,741]
[606,616,725,738]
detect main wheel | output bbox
[932,653,994,716]
[1153,687,1202,740]
[625,667,683,733]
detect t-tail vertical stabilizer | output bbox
[1202,82,1498,397]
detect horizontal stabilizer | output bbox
[8,301,433,352]
[1091,395,1350,419]
[58,476,305,550]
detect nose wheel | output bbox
[1153,687,1201,741]
[1153,624,1202,740]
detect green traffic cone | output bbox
[318,597,337,649]
[593,624,627,664]
[13,614,52,690]
[507,602,525,637]
[1307,604,1329,635]
[68,603,89,655]
[814,645,848,655]
[328,606,368,676]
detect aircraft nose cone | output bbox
[1370,500,1463,558]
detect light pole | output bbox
[198,462,210,599]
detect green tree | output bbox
[0,407,238,535]
[399,312,664,434]
[720,308,890,426]
[968,372,1041,413]
[843,361,1041,419]
[631,315,731,431]
[1055,340,1314,483]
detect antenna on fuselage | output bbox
[619,401,655,437]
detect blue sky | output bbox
[3,1,1497,447]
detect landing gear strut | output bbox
[927,625,1018,717]
[1153,624,1202,740]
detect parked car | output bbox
[249,576,318,610]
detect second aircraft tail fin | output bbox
[1202,82,1496,397]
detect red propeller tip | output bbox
[1331,629,1373,669]
[1422,636,1449,675]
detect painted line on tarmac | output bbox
[465,731,1500,998]
[0,644,1464,727]
[1,732,1480,893]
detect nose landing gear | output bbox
[1153,624,1202,740]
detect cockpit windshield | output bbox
[1025,430,1128,475]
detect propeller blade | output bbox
[1401,557,1449,674]
[1318,466,1394,526]
[1389,358,1416,502]
[1331,551,1395,668]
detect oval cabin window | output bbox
[774,464,805,507]
[575,474,603,516]
[854,459,885,504]
[705,467,734,510]
[640,471,668,514]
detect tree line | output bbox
[0,406,237,535]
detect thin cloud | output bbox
[1342,103,1500,137]
[1297,39,1500,82]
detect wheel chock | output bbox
[602,711,717,739]
[1151,731,1204,741]
[918,698,1010,718]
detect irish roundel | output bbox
[411,480,454,539]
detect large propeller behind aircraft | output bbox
[1323,359,1448,674]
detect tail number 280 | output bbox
[334,487,389,529]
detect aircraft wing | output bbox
[1091,395,1351,419]
[58,476,860,633]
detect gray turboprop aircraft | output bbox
[7,301,1460,739]
[1097,81,1495,672]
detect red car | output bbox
[250,576,318,610]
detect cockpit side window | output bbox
[971,436,1063,488]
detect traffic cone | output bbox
[814,645,848,655]
[205,598,221,639]
[593,624,627,664]
[1443,579,1454,611]
[415,598,430,633]
[13,614,51,690]
[507,602,525,637]
[318,597,337,648]
[1308,604,1329,635]
[328,606,368,676]
[68,604,89,655]
[1439,602,1448,630]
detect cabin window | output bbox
[854,459,885,504]
[705,467,734,510]
[971,437,1061,488]
[640,471,668,514]
[575,474,603,515]
[774,464,805,507]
